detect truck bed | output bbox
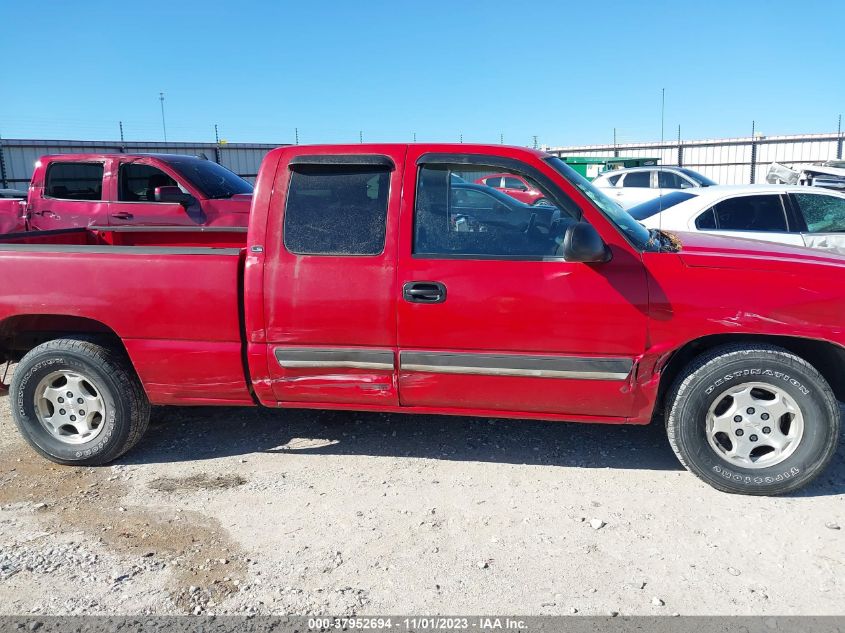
[0,226,252,405]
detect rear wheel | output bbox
[532,198,552,207]
[666,344,840,495]
[10,337,150,465]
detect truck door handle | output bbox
[111,212,134,220]
[33,210,58,218]
[403,281,447,304]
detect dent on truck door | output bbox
[396,151,648,419]
[262,149,405,406]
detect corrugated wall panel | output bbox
[549,133,843,185]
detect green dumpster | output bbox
[559,156,660,181]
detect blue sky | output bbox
[1,0,842,146]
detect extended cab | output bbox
[0,144,842,496]
[0,153,253,233]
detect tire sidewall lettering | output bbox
[704,368,809,396]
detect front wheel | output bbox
[10,337,150,465]
[666,344,840,495]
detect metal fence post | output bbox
[0,135,8,189]
[677,126,683,167]
[750,121,757,184]
[213,125,222,164]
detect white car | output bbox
[592,166,717,209]
[630,184,845,253]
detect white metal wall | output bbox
[547,133,844,185]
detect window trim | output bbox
[43,161,106,202]
[289,154,395,169]
[282,161,392,257]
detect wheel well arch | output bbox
[656,334,845,411]
[0,314,128,363]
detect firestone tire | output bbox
[10,337,150,466]
[666,344,840,495]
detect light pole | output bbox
[159,92,167,142]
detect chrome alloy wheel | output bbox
[706,382,804,469]
[34,370,107,444]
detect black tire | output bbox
[10,337,150,465]
[532,198,550,207]
[666,344,840,495]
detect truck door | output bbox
[109,159,201,226]
[30,160,110,230]
[396,149,649,419]
[262,148,404,406]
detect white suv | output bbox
[592,166,716,209]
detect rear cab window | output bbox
[284,162,391,255]
[45,162,104,200]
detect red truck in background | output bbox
[0,143,842,496]
[0,153,253,233]
[475,172,552,206]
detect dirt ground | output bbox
[0,390,843,616]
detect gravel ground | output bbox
[0,387,843,616]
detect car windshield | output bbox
[627,191,698,220]
[679,168,717,186]
[545,156,652,249]
[165,157,254,199]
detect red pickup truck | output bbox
[0,153,253,234]
[1,143,842,496]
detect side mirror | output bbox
[562,222,610,263]
[155,186,192,205]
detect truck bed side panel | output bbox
[0,248,252,405]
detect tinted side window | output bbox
[695,208,717,229]
[622,172,651,188]
[284,165,390,256]
[414,164,569,259]
[606,173,622,186]
[794,194,845,233]
[119,164,179,201]
[714,195,787,231]
[658,171,693,189]
[484,176,501,187]
[503,176,527,190]
[45,163,103,200]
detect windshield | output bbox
[679,168,717,186]
[545,156,651,249]
[628,191,697,220]
[166,157,254,199]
